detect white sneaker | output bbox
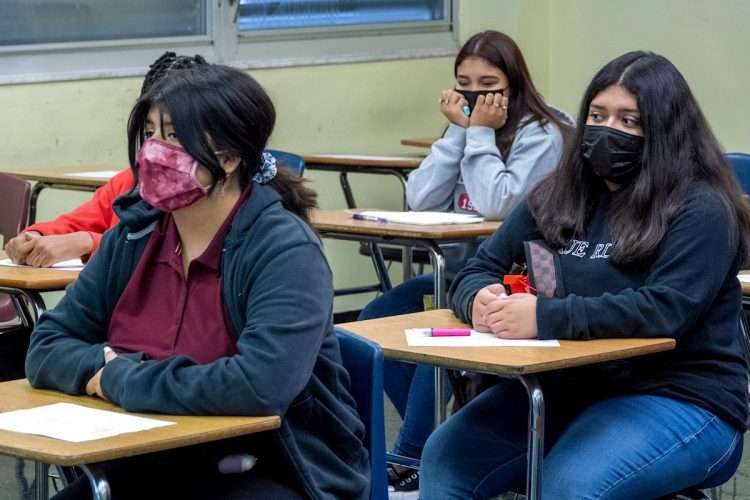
[387,465,420,500]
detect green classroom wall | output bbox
[523,0,749,152]
[1,0,747,312]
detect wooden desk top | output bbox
[0,379,281,466]
[310,209,501,240]
[3,165,118,188]
[339,309,676,375]
[0,252,79,290]
[400,137,437,148]
[302,154,422,169]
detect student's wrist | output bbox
[74,231,94,255]
[445,123,468,135]
[466,126,497,145]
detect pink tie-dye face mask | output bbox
[137,139,209,212]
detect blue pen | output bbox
[352,213,388,224]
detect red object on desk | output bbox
[503,274,533,294]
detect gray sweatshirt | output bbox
[407,111,573,276]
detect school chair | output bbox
[266,149,305,177]
[727,152,750,194]
[334,327,388,500]
[0,171,32,335]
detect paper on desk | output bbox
[0,403,174,442]
[63,170,120,179]
[738,274,750,284]
[0,258,84,270]
[358,211,485,226]
[405,329,560,347]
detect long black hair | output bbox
[127,64,317,222]
[455,31,571,157]
[528,51,750,266]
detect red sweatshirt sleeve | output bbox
[26,169,134,257]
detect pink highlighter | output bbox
[430,328,471,337]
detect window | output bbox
[0,0,455,84]
[238,0,447,32]
[0,1,207,46]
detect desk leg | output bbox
[23,290,46,324]
[520,375,545,500]
[423,242,446,308]
[0,287,47,326]
[434,367,448,428]
[424,241,449,428]
[34,463,48,500]
[402,247,413,282]
[81,464,111,500]
[367,242,392,292]
[28,182,49,225]
[339,172,357,209]
[392,171,409,211]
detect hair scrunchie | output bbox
[252,152,278,185]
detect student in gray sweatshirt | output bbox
[359,31,572,499]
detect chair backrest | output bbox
[0,172,31,245]
[727,153,750,194]
[266,149,305,177]
[334,327,388,500]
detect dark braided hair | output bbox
[140,51,208,96]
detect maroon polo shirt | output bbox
[108,189,251,364]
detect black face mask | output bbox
[582,125,644,182]
[455,88,506,115]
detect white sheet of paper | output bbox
[405,328,560,347]
[63,170,120,179]
[0,258,84,270]
[0,403,174,443]
[738,274,750,284]
[358,211,485,226]
[313,154,419,161]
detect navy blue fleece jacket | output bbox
[450,184,749,431]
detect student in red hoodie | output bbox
[4,52,207,267]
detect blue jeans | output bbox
[421,379,741,499]
[358,274,438,459]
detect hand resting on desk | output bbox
[5,231,93,267]
[472,284,538,339]
[86,348,118,400]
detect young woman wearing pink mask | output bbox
[26,65,369,500]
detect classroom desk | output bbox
[0,251,80,326]
[310,209,500,305]
[400,137,437,149]
[301,154,422,210]
[339,309,676,500]
[0,379,280,500]
[2,166,116,224]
